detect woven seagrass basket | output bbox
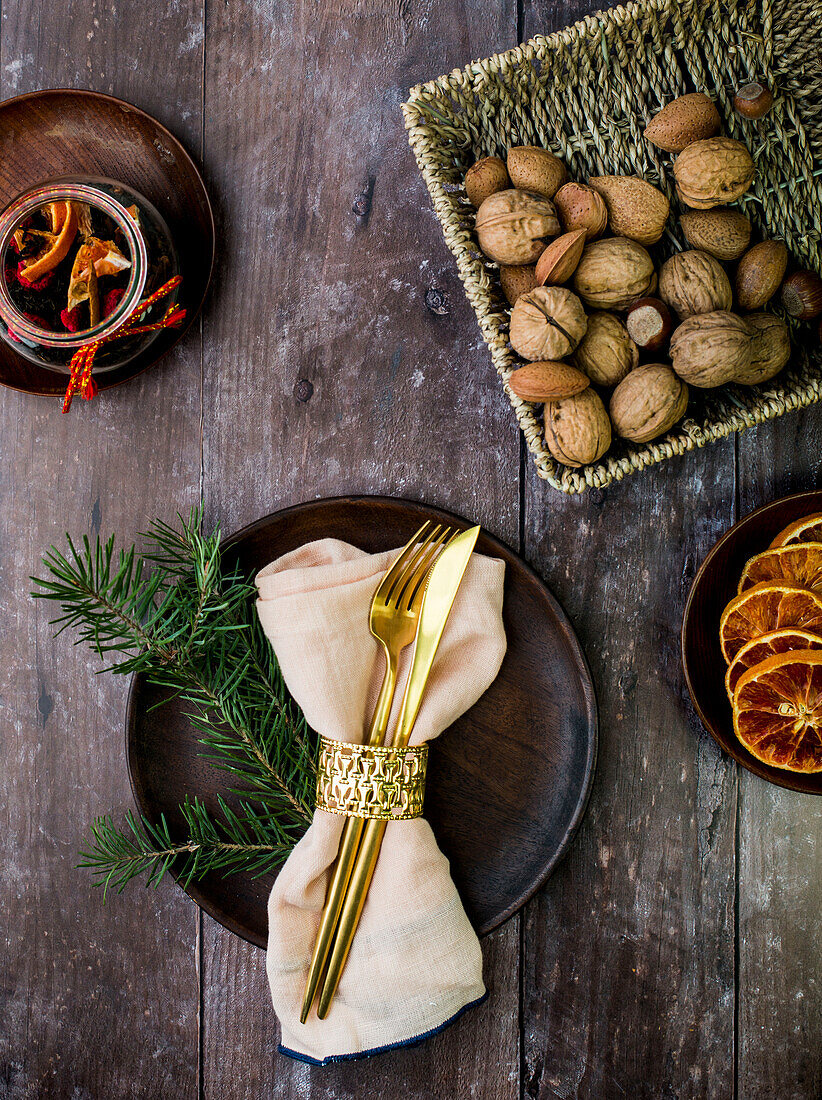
[403,0,822,494]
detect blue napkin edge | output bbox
[278,990,489,1066]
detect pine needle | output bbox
[33,507,318,893]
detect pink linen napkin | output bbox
[255,536,506,1064]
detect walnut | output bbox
[544,388,612,467]
[734,313,791,385]
[572,238,656,310]
[658,249,733,319]
[509,286,588,361]
[669,310,753,388]
[609,364,689,442]
[475,189,560,265]
[673,137,755,209]
[572,311,638,386]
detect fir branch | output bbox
[33,507,316,826]
[80,798,291,897]
[33,507,320,893]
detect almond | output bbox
[499,264,538,306]
[507,361,590,402]
[535,229,587,286]
[644,93,721,153]
[553,182,608,240]
[735,240,788,310]
[507,147,567,200]
[679,208,751,261]
[464,156,510,207]
[587,175,670,245]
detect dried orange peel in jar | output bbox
[19,201,78,283]
[733,650,822,772]
[86,238,131,278]
[66,239,130,325]
[67,243,101,326]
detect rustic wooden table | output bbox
[2,0,821,1097]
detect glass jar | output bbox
[0,176,178,373]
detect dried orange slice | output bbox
[770,513,822,548]
[738,543,822,593]
[719,581,822,663]
[733,650,822,772]
[19,201,78,282]
[725,628,822,697]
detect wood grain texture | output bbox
[3,0,822,1095]
[198,0,521,1094]
[0,1,206,1097]
[735,414,822,1100]
[520,451,737,1100]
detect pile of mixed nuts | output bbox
[466,88,822,469]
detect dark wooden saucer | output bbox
[126,496,598,947]
[682,489,822,794]
[0,89,214,397]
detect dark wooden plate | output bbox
[126,496,598,946]
[682,488,822,795]
[0,89,214,397]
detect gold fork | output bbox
[300,520,454,1022]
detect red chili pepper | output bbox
[16,260,56,291]
[103,287,126,318]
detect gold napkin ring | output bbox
[315,735,428,820]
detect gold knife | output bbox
[315,524,481,1019]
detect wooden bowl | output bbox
[682,489,822,794]
[0,89,214,397]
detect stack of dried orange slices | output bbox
[719,513,822,773]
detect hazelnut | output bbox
[507,147,567,200]
[670,310,754,388]
[587,175,670,246]
[659,249,733,318]
[509,286,588,361]
[499,264,538,306]
[553,182,608,240]
[734,313,791,385]
[610,364,689,443]
[475,189,560,265]
[780,270,822,320]
[572,311,638,386]
[735,240,788,310]
[673,137,756,209]
[734,82,774,120]
[626,297,673,351]
[464,156,510,208]
[544,388,612,468]
[572,237,656,310]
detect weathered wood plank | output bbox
[0,3,205,1097]
[518,2,739,1094]
[521,449,738,1100]
[735,415,822,1100]
[198,0,521,1094]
